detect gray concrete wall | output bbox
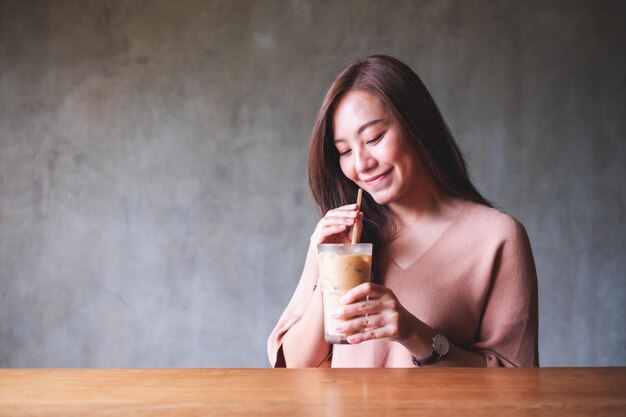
[0,0,624,367]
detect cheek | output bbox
[339,158,356,180]
[387,138,417,174]
[387,139,406,162]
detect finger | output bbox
[321,215,356,227]
[347,327,389,344]
[334,313,383,334]
[311,205,361,245]
[315,206,359,234]
[332,298,385,320]
[327,203,359,213]
[341,283,389,305]
[314,214,358,242]
[320,224,347,237]
[312,225,348,245]
[313,217,355,242]
[325,206,360,219]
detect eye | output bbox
[338,149,352,157]
[367,133,385,145]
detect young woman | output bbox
[268,55,538,368]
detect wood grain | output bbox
[0,368,624,416]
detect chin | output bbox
[367,190,397,206]
[368,181,412,205]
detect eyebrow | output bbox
[334,119,387,143]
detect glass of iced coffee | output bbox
[317,243,373,344]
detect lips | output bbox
[363,169,391,184]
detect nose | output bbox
[354,145,376,174]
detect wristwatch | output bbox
[412,330,449,366]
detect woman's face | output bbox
[332,89,421,206]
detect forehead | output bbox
[332,89,388,137]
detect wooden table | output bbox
[0,368,624,416]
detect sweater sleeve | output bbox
[469,218,539,367]
[267,248,331,368]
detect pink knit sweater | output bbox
[268,201,539,367]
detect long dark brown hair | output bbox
[308,55,491,253]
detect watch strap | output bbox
[412,331,446,366]
[412,351,442,366]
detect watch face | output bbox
[433,333,449,356]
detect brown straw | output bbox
[351,188,363,244]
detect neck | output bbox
[387,174,462,231]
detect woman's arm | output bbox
[280,246,331,368]
[335,283,487,367]
[394,311,487,367]
[466,218,539,367]
[268,204,362,367]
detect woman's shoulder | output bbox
[461,200,530,244]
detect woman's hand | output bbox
[332,283,424,345]
[310,204,363,246]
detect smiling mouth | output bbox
[363,170,391,184]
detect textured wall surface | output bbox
[0,0,624,367]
